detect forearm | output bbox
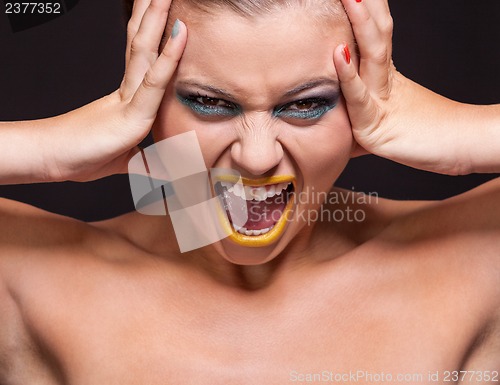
[380,74,500,175]
[454,103,500,174]
[1,11,187,186]
[0,118,54,184]
[337,0,499,176]
[0,97,108,185]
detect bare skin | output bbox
[334,0,500,175]
[0,180,499,384]
[0,2,499,384]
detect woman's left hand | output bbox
[333,0,403,158]
[333,0,485,175]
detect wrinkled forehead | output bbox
[167,0,352,38]
[169,3,353,102]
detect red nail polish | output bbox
[355,0,362,3]
[343,44,351,65]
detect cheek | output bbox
[285,101,352,188]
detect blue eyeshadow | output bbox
[176,93,241,117]
[273,94,339,120]
[176,90,339,121]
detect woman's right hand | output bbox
[51,0,187,182]
[1,0,187,184]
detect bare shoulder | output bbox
[0,198,150,384]
[381,177,500,289]
[0,277,62,384]
[0,198,94,383]
[0,197,93,249]
[331,179,499,302]
[385,178,500,367]
[326,186,434,243]
[0,197,147,286]
[452,178,500,368]
[385,177,500,251]
[462,306,500,372]
[334,177,500,236]
[0,197,96,290]
[0,197,143,263]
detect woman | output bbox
[0,0,498,384]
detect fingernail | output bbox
[343,44,351,65]
[355,0,362,3]
[171,19,181,38]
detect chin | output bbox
[212,238,287,266]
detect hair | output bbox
[122,0,347,24]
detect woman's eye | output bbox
[274,97,337,120]
[196,96,230,108]
[176,92,241,117]
[288,101,318,111]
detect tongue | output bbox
[244,199,286,230]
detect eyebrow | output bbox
[176,78,339,100]
[283,78,339,97]
[176,81,236,100]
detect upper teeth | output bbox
[219,182,291,202]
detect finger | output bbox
[340,0,393,94]
[334,44,380,135]
[363,0,391,31]
[127,20,187,122]
[341,0,391,38]
[123,0,173,98]
[126,0,152,64]
[363,0,393,58]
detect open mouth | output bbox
[214,177,296,247]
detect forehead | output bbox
[173,5,352,99]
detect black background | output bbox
[0,0,498,222]
[3,0,80,32]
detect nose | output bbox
[231,129,284,177]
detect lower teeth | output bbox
[236,226,274,236]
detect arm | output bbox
[334,0,500,175]
[0,0,187,185]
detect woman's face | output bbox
[153,4,355,265]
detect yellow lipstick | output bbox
[214,175,296,247]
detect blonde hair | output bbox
[123,0,346,23]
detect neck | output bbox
[180,222,357,291]
[116,203,366,291]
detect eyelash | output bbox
[177,93,241,117]
[176,93,338,120]
[274,98,337,120]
